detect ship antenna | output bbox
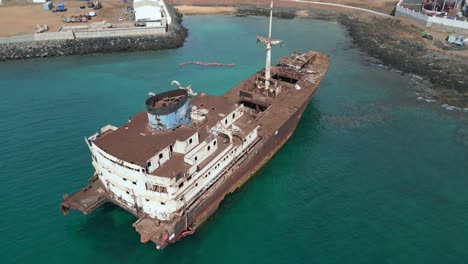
[256,1,283,90]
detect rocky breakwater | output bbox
[0,6,188,61]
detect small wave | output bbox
[410,74,423,80]
[416,96,436,103]
[441,104,467,112]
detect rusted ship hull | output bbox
[145,63,326,247]
[188,94,311,230]
[61,48,329,249]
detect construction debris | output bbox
[35,24,49,33]
[61,14,91,23]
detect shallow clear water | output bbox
[0,15,467,264]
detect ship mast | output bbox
[257,1,283,90]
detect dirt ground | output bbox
[0,0,128,36]
[0,0,418,37]
[166,0,398,14]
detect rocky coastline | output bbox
[0,6,188,62]
[0,3,466,107]
[339,15,468,108]
[231,5,468,108]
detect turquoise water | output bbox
[1,15,467,263]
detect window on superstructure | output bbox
[132,181,136,185]
[187,176,192,181]
[126,191,130,194]
[123,178,127,181]
[159,153,163,159]
[189,138,193,144]
[232,113,236,119]
[214,141,217,146]
[224,119,228,125]
[161,202,165,205]
[179,182,184,188]
[147,161,152,168]
[145,199,149,202]
[195,156,198,161]
[207,146,211,151]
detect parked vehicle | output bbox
[43,1,53,11]
[57,3,66,12]
[446,35,466,46]
[93,2,102,10]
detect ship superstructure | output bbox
[61,2,329,249]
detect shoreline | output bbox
[173,3,467,108]
[0,2,466,107]
[0,5,188,62]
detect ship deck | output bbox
[92,51,328,173]
[93,111,196,167]
[92,95,238,169]
[223,51,329,138]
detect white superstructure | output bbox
[85,95,258,221]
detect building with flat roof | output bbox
[134,0,169,28]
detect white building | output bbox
[134,0,171,27]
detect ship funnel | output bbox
[145,89,191,130]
